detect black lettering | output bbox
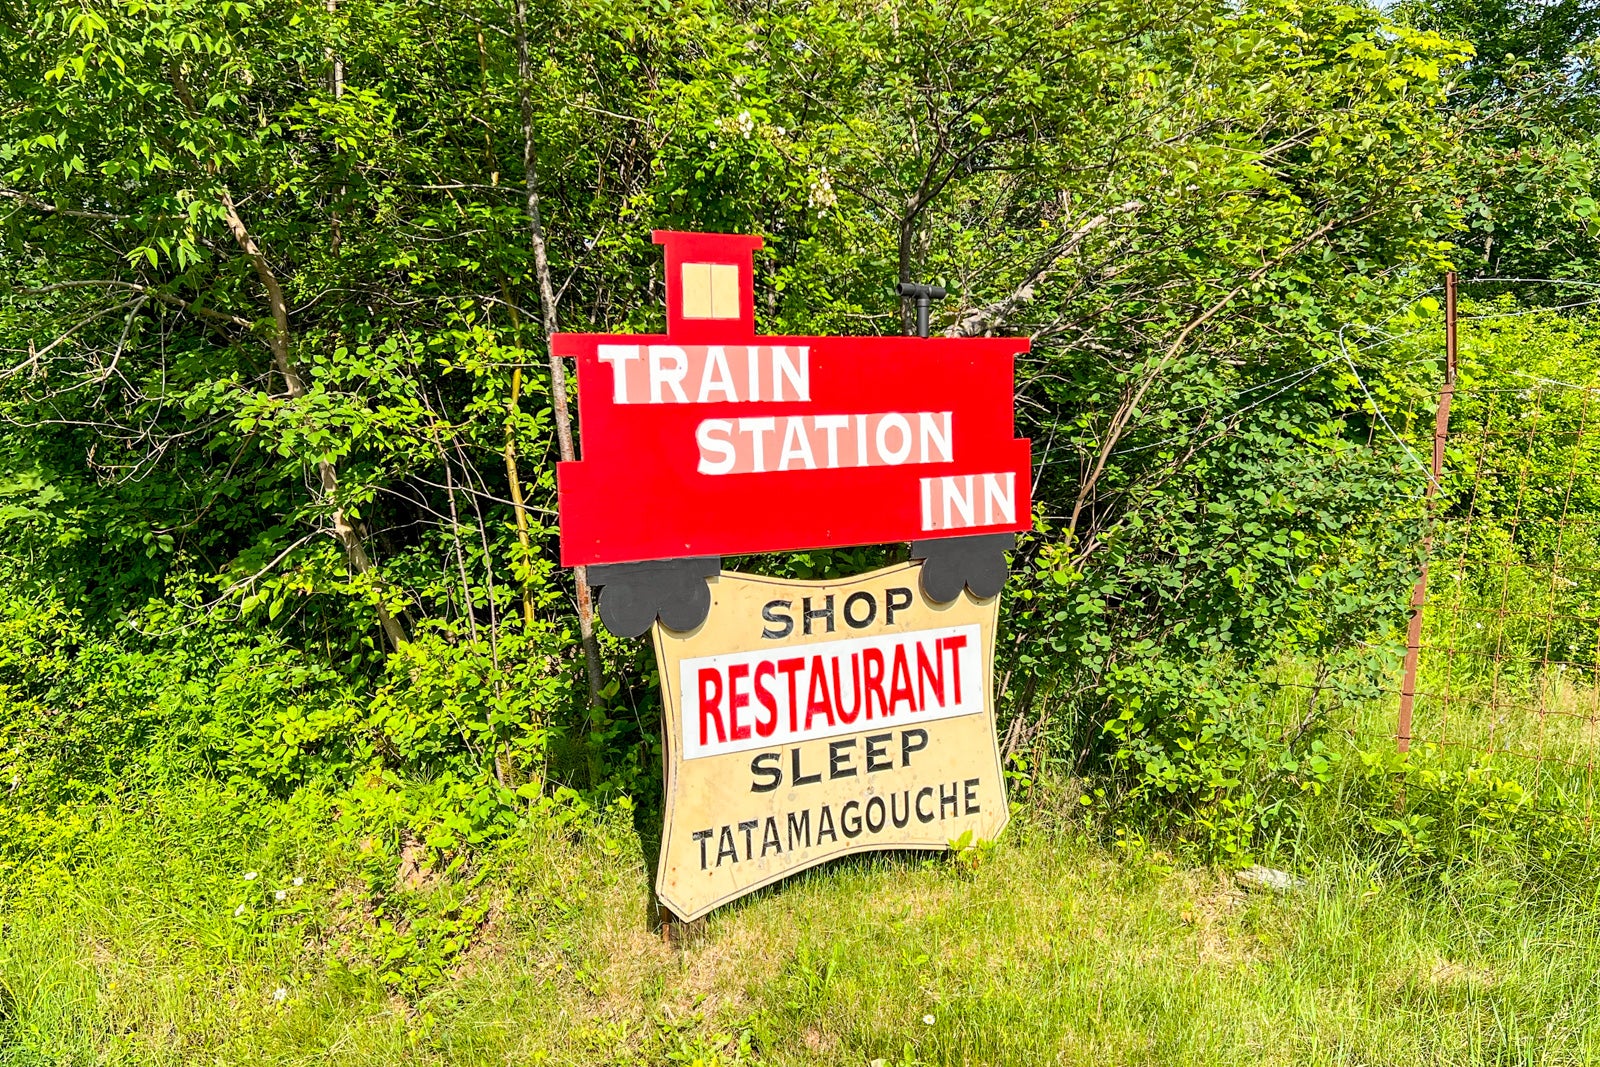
[761,599,794,639]
[693,828,714,870]
[916,787,935,823]
[750,752,781,793]
[802,595,836,635]
[752,751,784,793]
[717,826,739,865]
[865,795,886,833]
[865,732,893,773]
[891,790,911,828]
[940,782,959,819]
[738,819,759,860]
[791,747,822,786]
[964,777,981,815]
[828,738,857,779]
[762,817,783,856]
[843,591,877,628]
[901,727,929,766]
[787,810,812,850]
[885,586,913,624]
[841,800,863,838]
[816,804,838,844]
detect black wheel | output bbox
[588,556,720,637]
[910,533,1014,603]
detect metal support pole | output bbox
[1397,271,1458,753]
[896,282,947,338]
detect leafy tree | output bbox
[1397,0,1600,90]
[1395,0,1600,279]
[0,0,1474,862]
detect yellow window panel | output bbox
[709,263,740,318]
[680,263,714,318]
[682,262,740,319]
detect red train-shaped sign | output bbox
[555,231,1032,636]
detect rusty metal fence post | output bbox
[1396,271,1458,752]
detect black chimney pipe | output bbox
[896,282,947,338]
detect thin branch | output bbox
[945,200,1143,338]
[15,280,253,330]
[1065,212,1360,553]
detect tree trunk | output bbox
[173,65,403,652]
[501,337,537,628]
[219,189,407,653]
[327,0,344,99]
[513,0,604,707]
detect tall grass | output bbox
[4,776,1600,1066]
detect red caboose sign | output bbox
[556,231,1031,636]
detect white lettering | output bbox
[918,411,953,464]
[648,345,690,403]
[943,475,975,528]
[876,413,912,465]
[815,414,849,467]
[696,346,738,403]
[737,417,777,472]
[982,472,1015,525]
[772,345,810,401]
[698,412,974,476]
[596,344,640,404]
[918,473,1016,530]
[696,419,737,475]
[778,418,817,470]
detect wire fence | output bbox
[1386,280,1600,816]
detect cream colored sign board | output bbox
[653,563,1009,921]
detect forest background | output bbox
[5,0,1600,1062]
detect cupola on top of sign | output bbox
[655,230,764,343]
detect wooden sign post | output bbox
[652,564,1007,921]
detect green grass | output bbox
[4,783,1600,1066]
[1270,646,1600,815]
